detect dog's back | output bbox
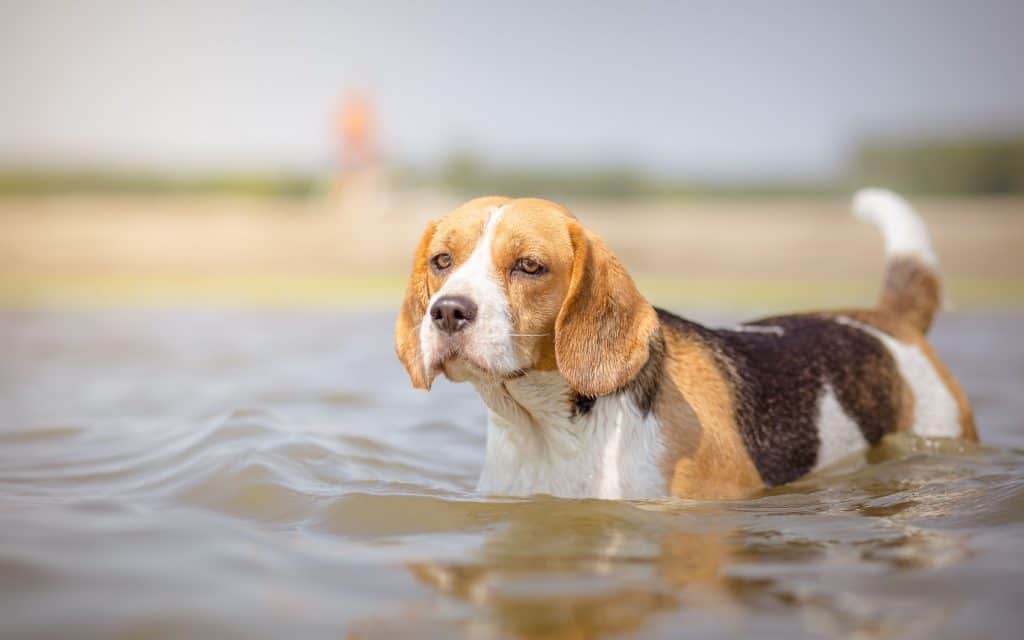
[658,189,977,488]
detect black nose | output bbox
[430,295,478,334]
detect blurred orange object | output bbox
[336,93,375,171]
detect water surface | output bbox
[1,310,1022,639]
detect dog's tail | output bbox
[853,188,942,334]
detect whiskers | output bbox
[405,312,546,376]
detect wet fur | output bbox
[395,193,977,500]
[655,310,905,487]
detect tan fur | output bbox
[395,197,510,387]
[657,330,763,499]
[396,196,976,501]
[879,256,941,334]
[487,199,578,373]
[394,220,437,389]
[554,219,660,397]
[398,197,659,394]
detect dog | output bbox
[394,189,977,500]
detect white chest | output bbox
[472,372,667,499]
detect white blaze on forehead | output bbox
[436,206,506,296]
[420,206,520,375]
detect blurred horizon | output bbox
[3,132,1024,199]
[2,1,1023,190]
[1,2,1021,311]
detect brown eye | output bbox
[513,257,545,276]
[430,253,452,271]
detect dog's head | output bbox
[395,197,658,396]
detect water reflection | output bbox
[1,310,1023,639]
[347,429,1023,638]
[400,505,733,638]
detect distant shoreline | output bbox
[1,192,1021,311]
[1,273,1021,312]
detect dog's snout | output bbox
[430,295,478,334]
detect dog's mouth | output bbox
[433,352,498,383]
[425,335,464,376]
[427,339,528,384]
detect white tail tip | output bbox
[852,188,938,268]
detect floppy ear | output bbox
[555,220,659,397]
[394,221,437,389]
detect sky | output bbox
[1,1,1022,180]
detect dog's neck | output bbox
[468,334,668,499]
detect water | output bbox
[1,309,1022,639]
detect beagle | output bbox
[394,189,977,500]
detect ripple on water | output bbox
[2,415,1024,639]
[1,310,1023,639]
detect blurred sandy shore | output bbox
[1,189,1021,311]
